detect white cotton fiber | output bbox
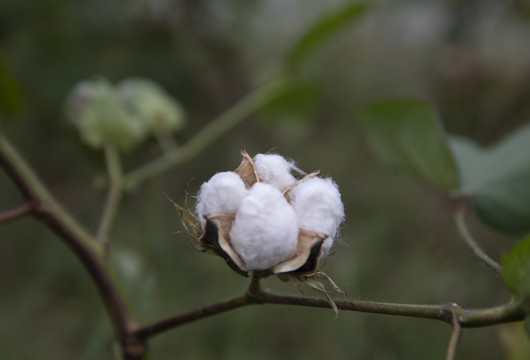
[230,182,299,270]
[289,177,344,257]
[253,153,297,190]
[196,171,248,227]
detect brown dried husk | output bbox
[234,149,259,188]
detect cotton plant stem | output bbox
[0,133,97,252]
[445,304,462,360]
[123,77,287,191]
[134,294,250,340]
[96,145,123,248]
[134,289,525,341]
[0,200,37,224]
[247,272,262,297]
[454,204,501,273]
[0,134,142,359]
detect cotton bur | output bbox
[186,150,345,277]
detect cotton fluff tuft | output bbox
[230,182,299,270]
[253,153,297,190]
[196,171,248,227]
[289,177,344,257]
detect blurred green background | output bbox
[1,0,530,359]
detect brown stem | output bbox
[135,294,250,341]
[247,272,261,297]
[0,134,143,359]
[0,200,37,224]
[134,289,525,341]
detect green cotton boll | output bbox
[116,78,185,136]
[65,79,147,151]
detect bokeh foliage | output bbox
[1,0,530,359]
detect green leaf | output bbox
[0,52,23,116]
[473,169,530,234]
[286,2,369,70]
[354,98,459,190]
[449,123,530,233]
[501,234,530,301]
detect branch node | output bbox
[0,199,38,224]
[446,303,463,360]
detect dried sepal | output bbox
[235,150,260,188]
[165,193,203,241]
[204,214,247,272]
[283,170,320,202]
[200,215,249,277]
[271,229,326,274]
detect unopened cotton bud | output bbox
[117,78,185,134]
[253,153,297,190]
[230,182,299,270]
[196,171,248,227]
[65,78,147,151]
[290,177,344,257]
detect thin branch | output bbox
[0,200,37,224]
[135,294,250,340]
[446,303,462,360]
[123,77,288,191]
[454,202,501,273]
[96,145,123,248]
[247,272,261,297]
[134,289,525,341]
[0,134,141,359]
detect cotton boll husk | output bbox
[196,172,248,227]
[289,177,345,257]
[253,153,297,190]
[230,182,299,270]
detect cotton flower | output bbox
[195,171,248,227]
[230,183,299,270]
[253,153,297,190]
[289,177,344,257]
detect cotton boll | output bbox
[230,182,299,270]
[196,172,248,227]
[290,177,344,257]
[253,153,297,190]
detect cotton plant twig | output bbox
[445,303,463,360]
[454,200,501,273]
[96,145,124,249]
[0,134,141,359]
[0,200,37,224]
[247,272,262,297]
[134,288,525,341]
